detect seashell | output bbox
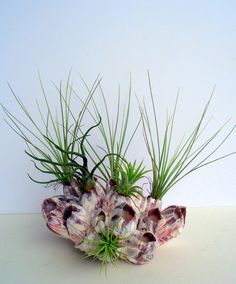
[42,181,107,244]
[76,230,98,252]
[138,206,162,236]
[42,195,91,243]
[79,180,105,212]
[105,181,148,215]
[42,195,71,239]
[42,179,186,265]
[156,205,186,245]
[120,230,157,264]
[110,203,138,237]
[63,178,81,197]
[65,205,91,245]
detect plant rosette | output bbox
[42,179,186,265]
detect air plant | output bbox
[1,74,105,190]
[114,160,149,197]
[140,72,236,200]
[73,77,145,197]
[34,117,112,192]
[85,226,127,270]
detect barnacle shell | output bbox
[156,205,186,245]
[42,179,186,265]
[120,231,156,264]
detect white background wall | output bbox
[0,1,235,213]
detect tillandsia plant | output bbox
[2,72,235,271]
[73,76,144,197]
[1,73,101,188]
[140,72,236,200]
[83,225,127,270]
[114,160,149,198]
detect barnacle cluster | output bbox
[42,180,186,265]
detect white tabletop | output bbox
[0,207,235,284]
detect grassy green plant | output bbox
[140,72,236,200]
[3,72,234,199]
[1,74,102,187]
[115,160,149,197]
[86,226,126,270]
[73,77,144,190]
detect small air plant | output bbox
[1,74,100,187]
[1,74,117,194]
[35,117,111,193]
[84,226,127,270]
[74,76,142,188]
[114,160,149,198]
[140,71,236,200]
[2,72,235,271]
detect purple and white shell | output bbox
[42,180,186,265]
